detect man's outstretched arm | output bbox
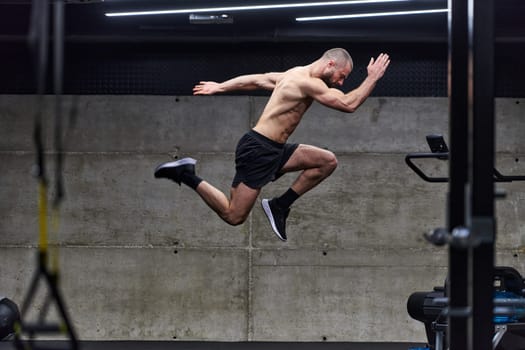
[304,53,390,113]
[193,72,284,95]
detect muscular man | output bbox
[155,48,390,241]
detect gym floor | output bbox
[0,341,428,350]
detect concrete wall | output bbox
[1,95,524,342]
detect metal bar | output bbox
[493,168,525,182]
[447,0,469,348]
[405,153,449,183]
[405,153,525,183]
[492,325,507,349]
[469,0,495,348]
[53,0,65,208]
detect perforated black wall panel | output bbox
[1,41,523,97]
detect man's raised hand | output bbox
[367,53,390,81]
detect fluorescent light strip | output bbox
[105,0,409,17]
[296,8,448,21]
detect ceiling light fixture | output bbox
[189,14,234,24]
[296,8,448,21]
[105,0,410,17]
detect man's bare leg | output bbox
[154,157,259,226]
[195,181,260,226]
[281,144,338,196]
[261,144,337,241]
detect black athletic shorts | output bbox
[232,130,299,189]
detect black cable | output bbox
[53,0,65,208]
[28,0,50,184]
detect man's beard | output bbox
[321,72,337,88]
[321,74,337,88]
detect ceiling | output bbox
[0,0,523,44]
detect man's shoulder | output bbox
[283,66,320,84]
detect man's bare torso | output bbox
[253,66,314,143]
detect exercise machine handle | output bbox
[405,152,449,183]
[492,168,525,182]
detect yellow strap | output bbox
[38,181,48,254]
[50,206,60,274]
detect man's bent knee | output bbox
[221,183,260,226]
[325,151,338,172]
[221,210,250,226]
[224,215,248,226]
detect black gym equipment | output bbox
[407,267,525,350]
[0,297,20,341]
[405,135,525,185]
[405,135,525,247]
[405,134,525,349]
[12,1,79,350]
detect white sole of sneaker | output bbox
[156,157,196,171]
[261,199,286,241]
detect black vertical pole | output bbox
[447,0,469,347]
[469,0,495,348]
[54,0,65,207]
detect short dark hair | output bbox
[322,48,353,70]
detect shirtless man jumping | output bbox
[154,48,390,241]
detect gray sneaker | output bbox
[154,158,197,185]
